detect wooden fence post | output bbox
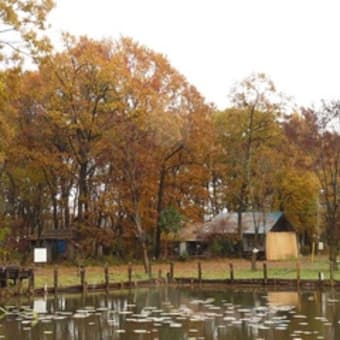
[330,262,334,287]
[148,262,152,279]
[263,262,267,285]
[29,268,35,294]
[5,268,9,288]
[104,264,109,291]
[318,272,324,288]
[80,266,86,293]
[229,263,234,282]
[170,262,174,281]
[128,263,132,286]
[198,261,202,283]
[54,266,58,294]
[296,261,300,287]
[16,275,22,295]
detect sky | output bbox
[47,0,340,110]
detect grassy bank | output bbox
[31,255,338,289]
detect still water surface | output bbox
[0,286,339,339]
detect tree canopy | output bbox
[0,0,54,62]
[0,7,337,265]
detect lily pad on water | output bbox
[21,320,31,325]
[188,328,199,333]
[293,314,307,319]
[43,330,53,335]
[72,313,89,319]
[53,315,66,320]
[115,329,126,333]
[133,329,149,334]
[118,311,133,315]
[96,307,109,312]
[56,311,72,316]
[169,322,182,328]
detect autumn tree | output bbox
[284,105,340,264]
[0,1,55,259]
[213,73,286,252]
[276,168,319,245]
[0,69,36,258]
[0,0,55,165]
[103,38,212,267]
[273,114,320,246]
[8,35,212,269]
[0,0,54,62]
[153,87,212,259]
[3,36,121,263]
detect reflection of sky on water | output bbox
[0,287,340,339]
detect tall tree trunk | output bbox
[154,144,184,259]
[327,218,338,270]
[237,105,255,257]
[133,200,150,274]
[237,209,243,257]
[51,193,59,230]
[78,162,88,220]
[211,171,219,215]
[142,243,150,274]
[61,179,71,229]
[42,169,59,230]
[154,166,166,259]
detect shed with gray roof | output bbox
[178,212,298,260]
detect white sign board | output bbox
[34,248,47,263]
[179,242,187,256]
[318,242,324,251]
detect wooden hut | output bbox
[176,223,208,257]
[199,211,298,260]
[29,229,75,261]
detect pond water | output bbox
[0,286,339,339]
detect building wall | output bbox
[266,232,298,260]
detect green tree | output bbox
[158,206,182,259]
[159,206,182,235]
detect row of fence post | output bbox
[205,261,334,287]
[28,262,176,294]
[26,260,337,294]
[230,261,332,287]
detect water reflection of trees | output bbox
[1,288,340,339]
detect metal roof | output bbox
[29,229,73,241]
[202,211,283,236]
[177,212,292,242]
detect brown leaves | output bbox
[0,0,55,62]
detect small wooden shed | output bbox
[176,223,208,256]
[29,229,75,261]
[200,211,298,260]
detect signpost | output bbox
[251,247,259,271]
[34,248,47,263]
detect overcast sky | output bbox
[47,0,340,110]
